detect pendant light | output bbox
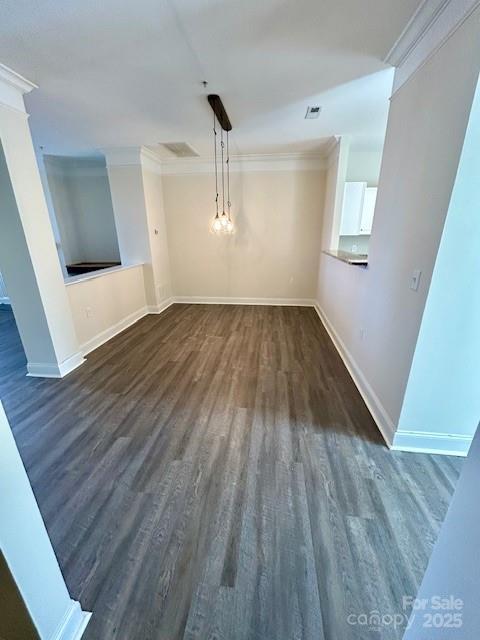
[208,94,234,235]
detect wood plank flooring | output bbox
[0,304,462,640]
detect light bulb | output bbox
[225,219,234,234]
[220,212,229,227]
[211,217,222,233]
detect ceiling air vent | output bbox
[161,142,200,157]
[305,106,322,119]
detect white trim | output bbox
[103,147,327,175]
[0,271,10,304]
[0,63,37,94]
[0,63,37,112]
[392,430,472,457]
[58,352,86,377]
[103,146,142,167]
[323,136,340,161]
[26,352,85,379]
[43,155,108,178]
[50,599,91,640]
[103,146,164,174]
[386,0,480,93]
[140,146,164,174]
[313,301,396,447]
[79,306,149,356]
[161,152,327,175]
[174,296,316,307]
[78,298,174,356]
[64,263,143,286]
[78,297,312,357]
[147,297,175,314]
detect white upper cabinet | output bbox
[340,182,377,237]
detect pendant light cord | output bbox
[213,112,219,217]
[221,128,225,214]
[227,131,231,220]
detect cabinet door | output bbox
[359,187,377,235]
[340,182,365,236]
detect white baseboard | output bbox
[26,352,85,379]
[51,599,91,640]
[79,298,175,356]
[313,301,396,447]
[80,306,149,356]
[77,297,315,358]
[392,430,472,457]
[58,352,86,377]
[147,297,175,314]
[173,296,316,307]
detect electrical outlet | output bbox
[360,328,367,341]
[410,270,422,291]
[85,306,93,318]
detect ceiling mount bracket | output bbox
[207,94,232,132]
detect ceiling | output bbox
[0,0,422,157]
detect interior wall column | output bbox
[0,64,83,377]
[105,147,172,310]
[0,401,91,640]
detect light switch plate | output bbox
[410,269,422,291]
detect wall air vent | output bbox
[305,106,322,119]
[161,142,200,157]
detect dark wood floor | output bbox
[0,304,462,640]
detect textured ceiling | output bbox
[0,0,422,156]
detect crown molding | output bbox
[0,63,37,112]
[102,146,163,174]
[42,154,108,177]
[386,0,480,94]
[139,146,164,174]
[161,152,327,175]
[0,63,37,94]
[103,147,327,175]
[102,147,143,167]
[323,136,340,158]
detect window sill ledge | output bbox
[64,263,144,286]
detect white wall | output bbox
[0,270,9,303]
[163,166,325,301]
[0,401,90,639]
[402,424,480,639]
[322,138,350,252]
[105,149,172,310]
[45,156,120,265]
[66,264,148,354]
[0,102,83,377]
[395,74,480,455]
[338,235,370,254]
[141,164,172,302]
[345,149,383,185]
[316,7,480,444]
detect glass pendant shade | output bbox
[211,216,223,233]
